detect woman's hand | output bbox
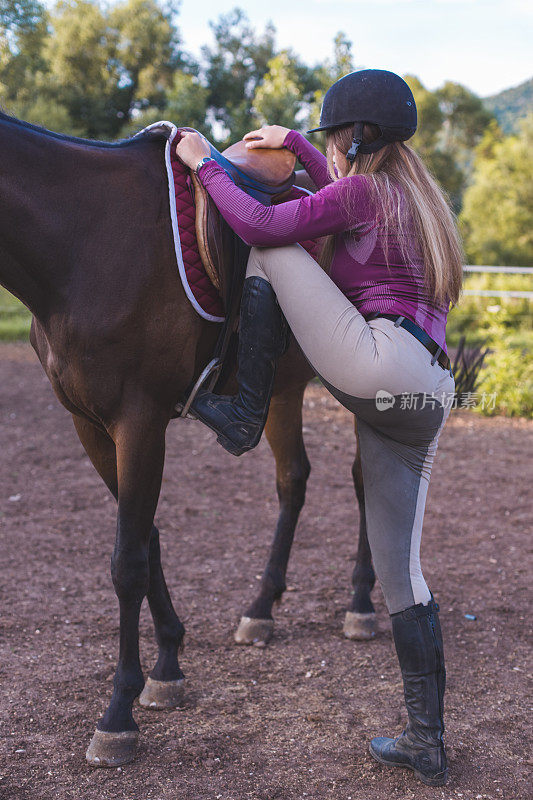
[175,131,210,170]
[243,125,292,150]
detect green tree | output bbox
[121,69,211,138]
[460,115,533,266]
[163,70,210,132]
[404,74,442,153]
[201,8,277,142]
[436,81,494,153]
[404,74,464,204]
[307,32,354,132]
[435,81,494,202]
[108,0,182,114]
[21,0,185,139]
[252,51,302,129]
[1,0,42,29]
[329,31,354,81]
[0,0,50,112]
[42,0,121,137]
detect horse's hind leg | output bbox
[343,420,378,640]
[235,382,310,647]
[72,416,185,711]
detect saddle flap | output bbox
[185,134,297,307]
[191,171,233,300]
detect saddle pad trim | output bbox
[135,120,225,323]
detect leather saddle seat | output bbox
[180,128,297,301]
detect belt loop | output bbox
[431,346,443,366]
[394,315,405,327]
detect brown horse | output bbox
[0,110,375,766]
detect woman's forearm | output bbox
[283,130,332,190]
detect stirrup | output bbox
[175,358,222,418]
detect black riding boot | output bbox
[369,596,448,787]
[190,276,289,456]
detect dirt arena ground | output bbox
[0,342,530,800]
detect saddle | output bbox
[179,128,297,301]
[171,128,320,417]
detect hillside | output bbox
[484,77,533,132]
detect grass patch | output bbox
[0,288,32,341]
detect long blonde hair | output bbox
[320,124,463,306]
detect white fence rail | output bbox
[463,265,533,275]
[462,289,532,298]
[462,265,533,300]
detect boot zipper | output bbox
[429,612,444,737]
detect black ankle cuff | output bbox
[391,595,440,621]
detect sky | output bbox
[177,0,532,97]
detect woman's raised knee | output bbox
[246,246,268,279]
[247,243,304,280]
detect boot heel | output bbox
[215,433,250,457]
[216,425,262,456]
[413,767,448,787]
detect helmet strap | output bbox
[346,121,364,163]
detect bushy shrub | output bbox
[476,339,532,417]
[448,273,532,418]
[475,311,532,417]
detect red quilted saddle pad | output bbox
[169,140,225,321]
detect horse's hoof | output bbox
[234,616,274,647]
[85,728,139,767]
[138,676,185,709]
[343,611,378,640]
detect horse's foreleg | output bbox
[72,417,185,714]
[235,382,310,647]
[343,420,378,640]
[82,409,167,767]
[137,526,186,709]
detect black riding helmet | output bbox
[307,69,417,162]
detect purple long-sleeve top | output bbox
[197,129,449,351]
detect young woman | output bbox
[176,69,463,787]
